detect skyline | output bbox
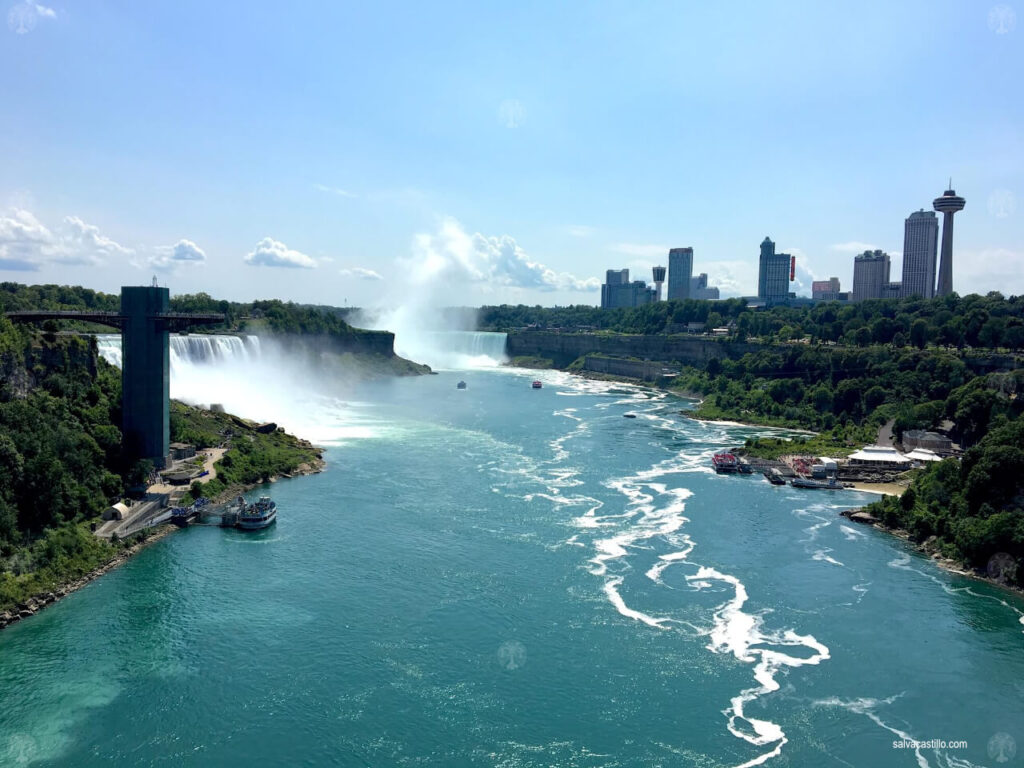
[1,1,1022,305]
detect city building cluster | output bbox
[600,247,720,309]
[806,185,967,304]
[600,185,965,309]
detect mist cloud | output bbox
[407,217,598,292]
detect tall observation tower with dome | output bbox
[933,183,965,297]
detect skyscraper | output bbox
[933,185,966,297]
[852,250,891,302]
[600,268,656,308]
[757,237,791,303]
[667,248,693,300]
[900,210,939,299]
[689,273,721,300]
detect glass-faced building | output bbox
[900,210,939,299]
[667,247,693,300]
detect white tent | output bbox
[906,448,943,463]
[847,445,911,464]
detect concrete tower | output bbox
[933,184,965,297]
[652,266,666,301]
[120,286,172,466]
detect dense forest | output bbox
[0,283,370,342]
[866,415,1024,584]
[480,292,1024,350]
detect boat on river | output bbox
[456,380,467,389]
[532,380,542,389]
[791,477,843,490]
[236,496,277,529]
[764,468,787,485]
[712,452,738,473]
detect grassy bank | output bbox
[171,401,324,504]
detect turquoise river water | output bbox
[2,336,1023,767]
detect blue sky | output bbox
[1,1,1022,306]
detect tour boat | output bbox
[236,495,277,530]
[764,468,787,485]
[456,380,467,389]
[790,477,842,490]
[623,413,637,419]
[711,452,739,473]
[532,380,542,389]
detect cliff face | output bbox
[0,336,97,399]
[324,329,396,357]
[506,332,764,368]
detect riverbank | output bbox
[0,523,176,631]
[841,508,1024,598]
[1,450,326,632]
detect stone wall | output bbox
[506,331,763,368]
[582,356,673,381]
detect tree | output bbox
[910,319,929,349]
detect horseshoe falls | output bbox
[2,343,1022,767]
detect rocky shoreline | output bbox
[841,508,1024,597]
[0,458,326,633]
[0,524,178,632]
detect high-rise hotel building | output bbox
[900,210,939,299]
[667,248,693,300]
[757,237,791,303]
[852,250,891,302]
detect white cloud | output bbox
[244,237,316,269]
[0,209,51,269]
[829,241,880,254]
[315,184,358,198]
[150,239,207,272]
[407,217,598,292]
[340,267,383,280]
[610,243,670,259]
[0,209,133,270]
[52,215,134,265]
[957,248,1024,296]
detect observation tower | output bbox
[933,183,965,297]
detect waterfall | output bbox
[96,334,262,371]
[395,331,508,369]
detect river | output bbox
[1,333,1022,767]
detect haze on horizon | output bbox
[1,1,1022,306]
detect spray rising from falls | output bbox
[349,306,508,369]
[96,334,379,445]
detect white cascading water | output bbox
[95,334,371,444]
[410,331,508,369]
